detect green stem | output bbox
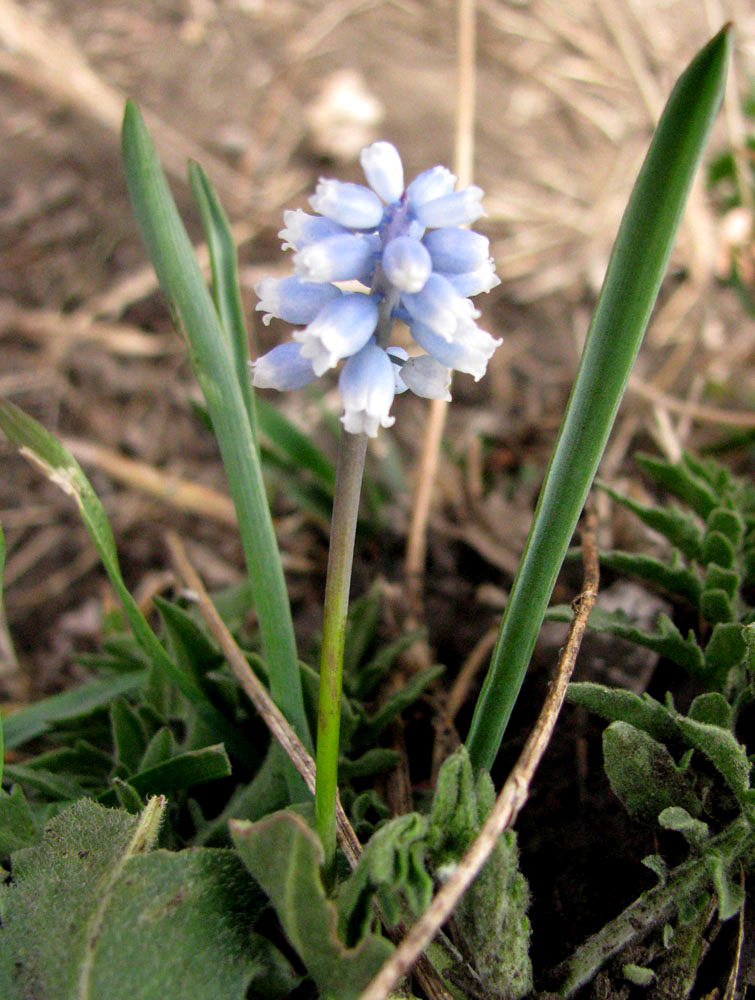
[315,428,368,881]
[554,815,753,996]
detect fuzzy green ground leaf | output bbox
[551,606,705,676]
[0,399,254,766]
[567,683,680,743]
[231,810,394,1000]
[596,480,704,563]
[0,797,273,1000]
[0,786,41,855]
[592,550,702,606]
[637,453,720,520]
[602,722,702,824]
[428,748,533,1000]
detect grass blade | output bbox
[0,524,5,783]
[466,25,733,771]
[121,102,312,758]
[188,160,257,439]
[0,399,254,766]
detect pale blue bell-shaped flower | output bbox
[360,142,404,204]
[278,209,347,251]
[411,319,502,381]
[339,343,397,437]
[382,236,432,293]
[254,276,341,326]
[401,272,479,341]
[251,341,318,390]
[399,355,452,400]
[406,166,456,210]
[414,186,486,228]
[422,227,490,273]
[252,139,503,435]
[440,260,501,297]
[310,179,384,230]
[294,232,379,284]
[294,293,379,376]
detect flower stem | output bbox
[315,427,368,883]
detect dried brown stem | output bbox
[358,510,600,1000]
[165,530,362,870]
[404,0,478,614]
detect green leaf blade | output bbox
[467,26,733,771]
[121,102,311,763]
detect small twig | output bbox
[165,530,362,870]
[627,376,755,427]
[358,510,599,1000]
[404,0,478,614]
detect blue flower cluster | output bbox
[252,142,501,437]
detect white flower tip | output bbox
[360,141,404,204]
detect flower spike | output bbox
[252,142,502,436]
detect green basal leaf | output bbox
[687,692,731,728]
[467,27,733,770]
[139,726,178,771]
[110,698,149,773]
[427,748,533,1000]
[193,742,290,847]
[703,563,739,600]
[658,806,710,848]
[231,811,394,1000]
[338,747,401,779]
[124,744,231,799]
[592,549,702,607]
[337,812,432,943]
[0,798,272,1000]
[706,506,744,547]
[602,722,702,824]
[567,682,680,744]
[353,663,444,749]
[112,777,144,814]
[704,622,747,686]
[0,786,41,855]
[154,596,224,690]
[0,399,254,766]
[706,851,745,920]
[4,680,149,756]
[623,964,655,986]
[702,530,736,569]
[2,763,87,802]
[188,159,257,439]
[596,480,704,563]
[347,629,428,702]
[121,103,311,768]
[675,715,751,800]
[549,605,705,678]
[637,453,720,520]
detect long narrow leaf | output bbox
[0,400,254,766]
[121,102,312,759]
[0,524,5,782]
[188,160,257,439]
[3,673,147,751]
[466,26,733,771]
